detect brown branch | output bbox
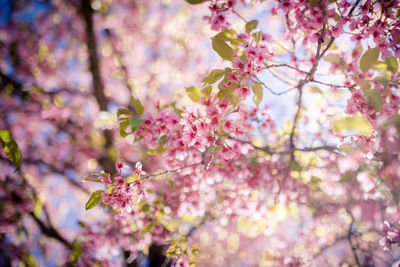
[16,170,73,250]
[226,135,337,155]
[254,76,297,96]
[80,0,114,173]
[263,63,309,75]
[310,78,355,88]
[0,71,29,99]
[23,158,90,194]
[135,162,204,182]
[29,212,72,249]
[312,235,347,259]
[347,219,361,266]
[104,29,133,92]
[347,0,361,17]
[80,0,108,111]
[288,0,331,161]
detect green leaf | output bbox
[134,135,143,144]
[165,219,182,232]
[202,86,212,98]
[120,119,130,137]
[310,176,322,183]
[185,86,203,103]
[383,114,400,135]
[24,254,37,267]
[228,93,240,108]
[185,0,203,4]
[339,171,355,183]
[131,116,144,133]
[252,82,263,106]
[141,221,155,235]
[360,48,379,73]
[202,69,225,85]
[33,195,42,218]
[309,0,319,7]
[212,37,234,61]
[78,221,86,228]
[333,116,372,136]
[83,176,102,183]
[105,185,113,194]
[365,89,383,112]
[252,31,262,43]
[147,135,167,155]
[289,160,302,172]
[309,87,322,94]
[245,20,258,32]
[130,96,144,115]
[85,190,103,210]
[214,29,237,42]
[324,53,343,64]
[0,129,22,168]
[70,239,83,262]
[373,61,388,72]
[384,57,399,73]
[171,102,183,117]
[216,88,230,100]
[117,108,132,119]
[374,76,389,87]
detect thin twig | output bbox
[254,76,297,96]
[136,162,204,182]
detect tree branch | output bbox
[29,212,72,249]
[80,0,114,173]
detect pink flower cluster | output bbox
[204,0,236,31]
[345,90,375,119]
[100,161,147,214]
[380,221,400,251]
[272,0,400,57]
[232,42,270,81]
[135,110,181,149]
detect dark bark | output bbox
[80,0,114,173]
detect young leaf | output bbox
[185,86,203,103]
[309,87,322,94]
[83,176,102,183]
[147,135,167,155]
[131,116,144,133]
[216,88,230,100]
[120,119,130,137]
[117,108,133,120]
[141,221,155,235]
[202,69,225,85]
[85,190,103,210]
[33,195,43,218]
[252,82,263,106]
[186,0,203,4]
[252,31,262,43]
[384,56,399,73]
[228,93,240,108]
[360,48,379,73]
[333,116,372,136]
[365,89,383,112]
[374,76,389,88]
[383,114,400,135]
[324,54,343,64]
[339,171,355,183]
[211,37,234,61]
[0,129,22,168]
[130,96,144,115]
[214,29,237,42]
[202,86,212,98]
[70,239,83,262]
[245,20,258,32]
